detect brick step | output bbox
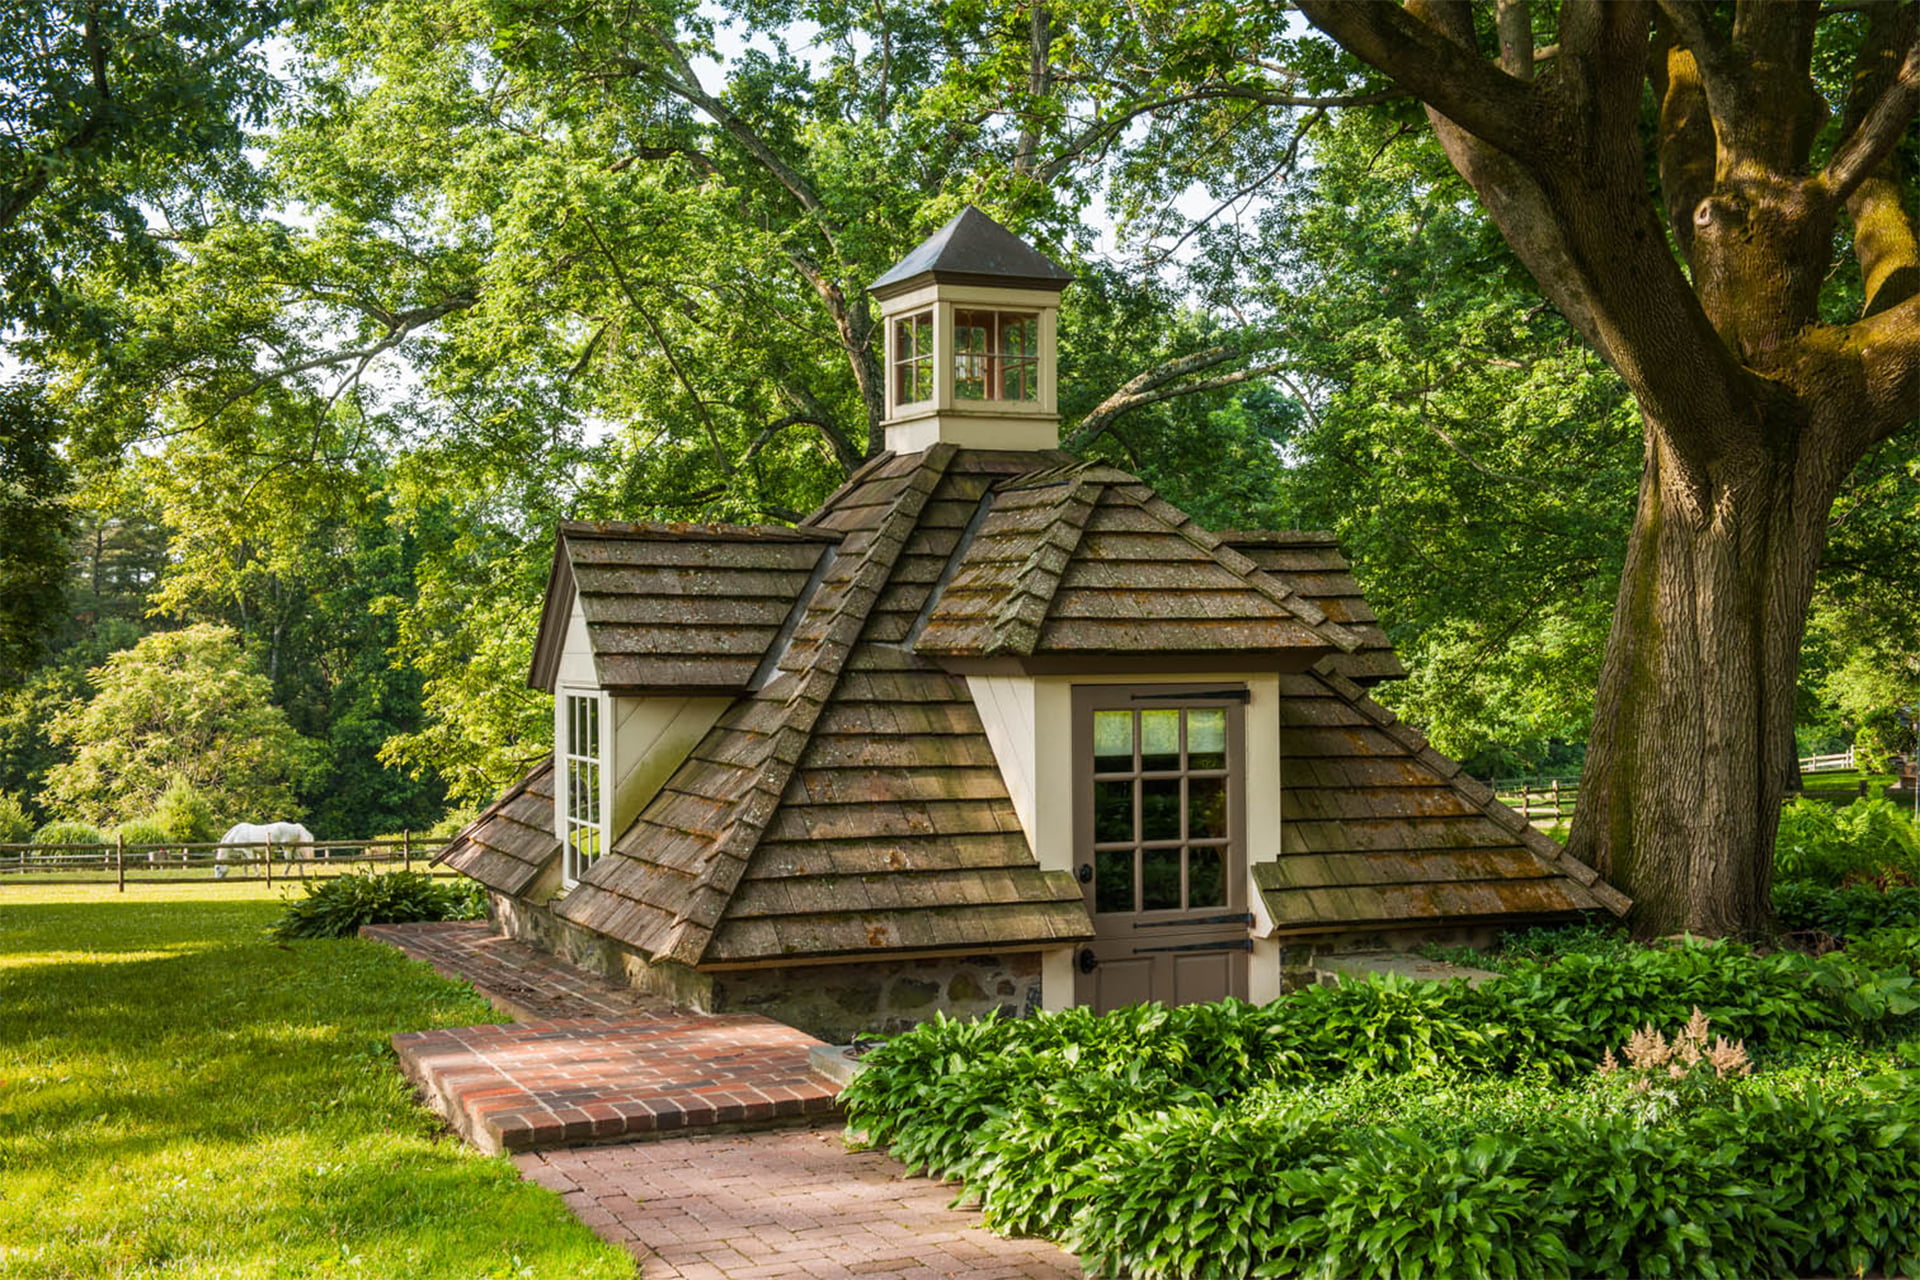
[394,1015,843,1155]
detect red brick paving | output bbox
[369,920,1083,1275]
[359,920,668,1021]
[393,1015,841,1154]
[517,1125,1082,1278]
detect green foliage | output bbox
[31,820,102,845]
[112,817,172,846]
[0,383,72,687]
[1774,882,1920,939]
[40,622,319,827]
[1848,928,1920,978]
[846,938,1920,1278]
[0,792,31,844]
[1776,796,1920,886]
[268,870,485,940]
[150,773,218,843]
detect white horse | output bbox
[215,821,315,878]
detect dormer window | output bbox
[953,310,1039,402]
[891,309,934,405]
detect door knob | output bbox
[1077,948,1099,974]
[1076,863,1093,884]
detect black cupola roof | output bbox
[869,206,1074,299]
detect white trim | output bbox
[559,687,609,889]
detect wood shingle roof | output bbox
[449,446,1623,969]
[914,462,1365,662]
[553,447,1093,968]
[1223,532,1406,684]
[1259,669,1628,932]
[432,759,560,898]
[528,521,841,695]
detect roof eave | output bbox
[526,541,576,693]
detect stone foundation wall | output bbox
[488,889,1044,1042]
[1278,923,1504,992]
[711,952,1044,1044]
[487,891,714,1008]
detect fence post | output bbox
[115,833,125,893]
[1519,783,1532,819]
[1551,778,1562,819]
[263,843,271,888]
[403,829,411,873]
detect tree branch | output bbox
[1822,32,1920,205]
[1838,3,1920,316]
[1065,346,1283,449]
[1294,0,1542,160]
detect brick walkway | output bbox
[368,920,1083,1276]
[360,920,668,1021]
[518,1125,1082,1279]
[393,1015,840,1155]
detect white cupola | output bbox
[868,206,1074,453]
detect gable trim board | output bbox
[443,447,1626,999]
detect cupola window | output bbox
[891,309,935,405]
[953,310,1039,402]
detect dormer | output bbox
[869,206,1074,454]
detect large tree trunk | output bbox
[1570,408,1842,936]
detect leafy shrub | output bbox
[114,817,173,846]
[0,792,32,844]
[1775,881,1920,938]
[32,820,103,845]
[427,805,481,840]
[268,870,485,940]
[151,773,218,843]
[1847,927,1920,977]
[1776,796,1920,886]
[846,937,1920,1279]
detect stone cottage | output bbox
[438,207,1628,1040]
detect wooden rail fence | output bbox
[1799,747,1857,774]
[0,835,455,889]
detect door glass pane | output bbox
[1093,710,1133,772]
[1140,779,1180,841]
[1141,847,1181,910]
[1094,780,1134,843]
[1140,709,1180,770]
[1188,708,1227,770]
[954,310,989,399]
[1188,776,1228,839]
[1188,846,1225,908]
[1095,848,1133,913]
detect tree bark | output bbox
[1572,405,1840,936]
[1295,0,1920,937]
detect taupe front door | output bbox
[1072,686,1250,1011]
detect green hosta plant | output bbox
[1775,882,1920,938]
[268,870,484,940]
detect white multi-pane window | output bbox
[563,693,603,886]
[891,309,934,406]
[952,310,1038,402]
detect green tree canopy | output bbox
[41,622,318,827]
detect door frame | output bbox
[1070,682,1251,1009]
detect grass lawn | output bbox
[0,883,635,1279]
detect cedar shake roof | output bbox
[446,446,1625,968]
[1223,532,1406,684]
[528,520,841,695]
[869,206,1074,299]
[433,759,560,899]
[1258,669,1628,932]
[554,446,1094,968]
[913,462,1365,662]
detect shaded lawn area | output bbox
[0,883,634,1279]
